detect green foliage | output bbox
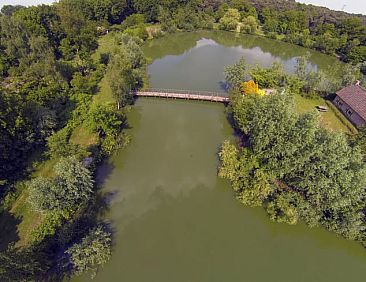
[249,62,286,88]
[87,104,125,136]
[266,192,299,225]
[225,86,366,243]
[218,141,240,183]
[0,90,58,184]
[1,5,25,16]
[224,58,366,240]
[0,248,45,281]
[54,156,94,207]
[71,65,105,94]
[225,54,360,98]
[106,34,146,108]
[224,57,247,90]
[66,225,112,278]
[87,104,126,155]
[123,25,148,40]
[47,127,88,159]
[240,16,257,34]
[28,156,94,213]
[219,141,272,207]
[57,0,98,59]
[30,211,65,244]
[28,177,57,213]
[352,126,366,159]
[120,14,145,30]
[219,8,240,31]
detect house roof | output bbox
[336,85,366,121]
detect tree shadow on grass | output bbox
[0,209,21,251]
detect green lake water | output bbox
[77,31,366,282]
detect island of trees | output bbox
[0,0,365,280]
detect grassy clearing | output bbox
[91,32,116,62]
[70,126,99,147]
[92,76,114,105]
[11,191,45,247]
[294,94,352,134]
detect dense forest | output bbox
[0,0,365,280]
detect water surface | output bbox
[77,31,365,282]
[143,31,342,92]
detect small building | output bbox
[333,83,366,127]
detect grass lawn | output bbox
[70,126,99,147]
[10,191,45,247]
[91,32,116,62]
[92,76,114,105]
[294,94,352,134]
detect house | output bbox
[333,83,366,127]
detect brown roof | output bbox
[336,85,366,121]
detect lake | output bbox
[76,31,366,282]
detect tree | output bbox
[1,5,24,16]
[57,0,98,58]
[66,226,112,278]
[219,8,240,31]
[28,177,58,213]
[352,126,366,160]
[47,128,87,159]
[0,90,41,184]
[347,45,366,64]
[315,32,340,54]
[218,140,240,183]
[106,34,146,109]
[13,5,63,49]
[266,192,299,225]
[249,62,286,88]
[224,57,247,90]
[240,80,264,96]
[28,156,94,213]
[132,0,161,22]
[339,63,362,87]
[219,141,272,206]
[0,249,46,281]
[241,16,257,34]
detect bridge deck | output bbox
[135,89,229,103]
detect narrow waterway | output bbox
[76,31,365,282]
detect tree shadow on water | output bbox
[0,209,21,251]
[218,80,229,92]
[94,161,115,187]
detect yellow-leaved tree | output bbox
[240,80,265,96]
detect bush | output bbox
[47,127,88,159]
[27,156,94,213]
[66,225,112,278]
[123,24,148,40]
[120,14,145,31]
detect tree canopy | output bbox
[220,90,366,242]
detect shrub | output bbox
[66,225,112,278]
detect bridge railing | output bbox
[140,88,227,97]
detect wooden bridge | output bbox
[135,88,229,103]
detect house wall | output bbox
[333,96,366,127]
